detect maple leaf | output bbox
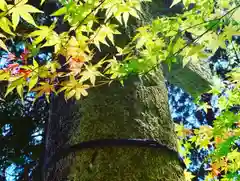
[66,36,90,61]
[219,157,228,174]
[7,63,19,71]
[58,76,90,100]
[7,0,43,29]
[209,163,221,177]
[0,33,8,51]
[91,24,120,50]
[0,69,9,81]
[0,17,15,35]
[223,25,240,40]
[20,48,29,64]
[0,0,7,11]
[28,25,59,46]
[32,82,55,102]
[215,136,223,145]
[198,102,212,113]
[232,8,239,22]
[7,52,16,61]
[184,157,192,167]
[68,58,85,75]
[18,68,31,80]
[184,170,195,181]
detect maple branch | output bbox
[140,4,240,76]
[51,0,106,62]
[181,5,239,32]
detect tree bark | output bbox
[43,67,184,181]
[42,1,190,180]
[162,59,212,98]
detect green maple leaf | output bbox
[28,25,59,46]
[0,17,15,35]
[7,0,43,29]
[0,0,7,11]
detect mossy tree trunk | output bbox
[43,67,185,181]
[42,1,193,180]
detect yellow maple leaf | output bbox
[232,8,239,22]
[8,0,43,29]
[184,170,195,181]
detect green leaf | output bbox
[123,12,129,27]
[75,89,81,100]
[232,8,239,22]
[40,0,46,5]
[16,84,23,99]
[42,32,60,47]
[79,87,88,96]
[28,75,38,91]
[170,0,181,8]
[223,25,240,40]
[9,3,43,28]
[0,70,9,80]
[182,57,190,67]
[33,59,39,68]
[14,0,28,6]
[129,8,140,19]
[5,84,16,97]
[12,11,20,30]
[215,137,237,157]
[65,89,76,100]
[19,11,38,27]
[91,24,120,49]
[0,17,14,35]
[165,31,177,37]
[19,4,43,13]
[0,39,8,51]
[29,26,58,46]
[204,20,221,31]
[0,0,7,11]
[51,7,67,16]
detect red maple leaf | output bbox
[19,69,32,79]
[7,53,16,61]
[7,63,19,69]
[20,48,29,64]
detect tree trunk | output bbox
[43,67,185,181]
[43,1,186,180]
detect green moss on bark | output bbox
[44,68,185,181]
[43,0,188,180]
[67,147,183,181]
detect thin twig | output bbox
[51,0,106,62]
[140,5,240,76]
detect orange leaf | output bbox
[215,136,223,145]
[210,163,221,177]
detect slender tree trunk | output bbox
[43,67,185,181]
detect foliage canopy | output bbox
[0,0,238,101]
